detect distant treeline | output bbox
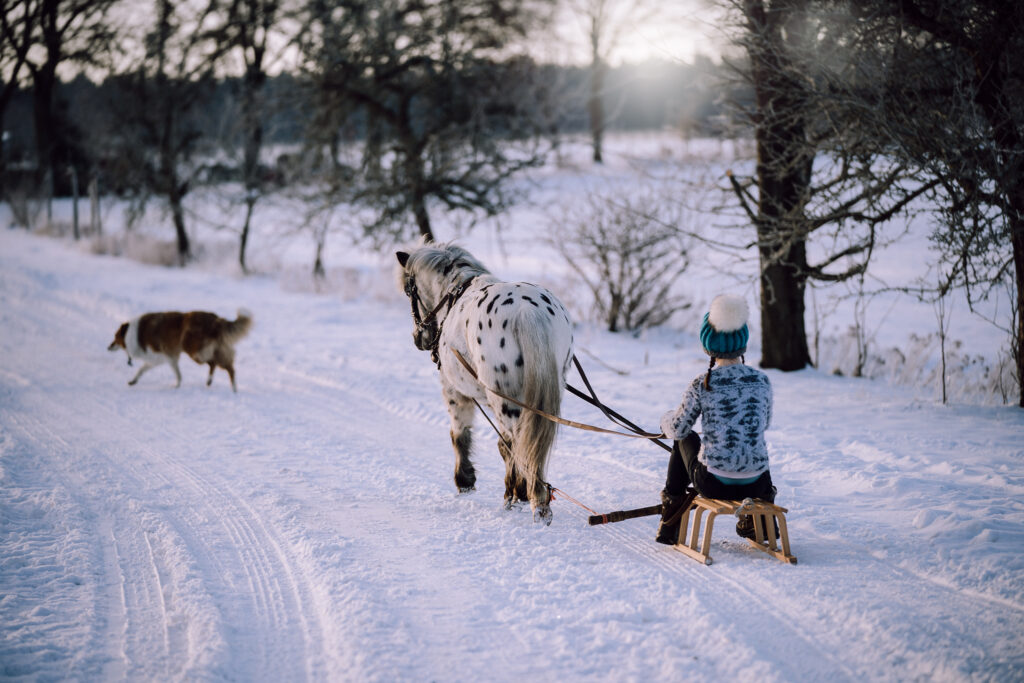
[2,57,739,197]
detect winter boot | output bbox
[736,508,780,541]
[736,485,779,539]
[735,514,780,540]
[655,488,697,545]
[735,515,756,539]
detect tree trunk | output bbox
[32,64,57,216]
[759,252,811,370]
[239,62,265,275]
[405,150,434,241]
[1008,198,1024,407]
[239,197,254,273]
[313,228,326,282]
[412,192,434,242]
[71,163,79,239]
[745,0,813,371]
[89,175,101,235]
[972,49,1024,406]
[170,190,190,267]
[588,57,605,164]
[33,0,63,216]
[160,149,190,265]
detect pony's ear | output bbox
[396,251,410,268]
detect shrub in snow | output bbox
[817,329,1018,405]
[548,189,691,333]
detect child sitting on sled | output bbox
[656,294,776,545]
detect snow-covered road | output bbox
[2,229,1023,681]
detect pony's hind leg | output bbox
[445,390,476,493]
[499,437,529,510]
[529,477,553,525]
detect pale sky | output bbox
[542,0,728,66]
[39,0,729,83]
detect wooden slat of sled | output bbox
[672,496,797,565]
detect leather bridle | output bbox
[403,274,477,366]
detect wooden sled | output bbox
[671,496,797,565]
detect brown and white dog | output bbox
[108,309,253,392]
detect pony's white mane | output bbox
[407,242,491,286]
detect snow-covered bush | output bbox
[547,189,692,333]
[817,329,1019,405]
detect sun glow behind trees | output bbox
[543,0,726,67]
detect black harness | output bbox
[404,274,477,367]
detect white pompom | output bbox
[708,294,748,332]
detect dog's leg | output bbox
[214,348,237,392]
[206,362,215,386]
[128,363,154,386]
[169,356,182,388]
[225,363,236,392]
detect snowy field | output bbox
[2,137,1024,681]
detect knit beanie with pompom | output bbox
[698,294,749,359]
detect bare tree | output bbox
[723,0,935,371]
[564,0,657,164]
[299,0,553,243]
[104,0,226,265]
[22,0,118,215]
[213,0,297,273]
[551,188,691,332]
[0,0,38,168]
[851,0,1024,406]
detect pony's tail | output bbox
[221,308,254,344]
[512,310,562,509]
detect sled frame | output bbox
[673,496,797,565]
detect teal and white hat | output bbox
[699,294,749,359]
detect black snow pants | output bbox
[663,432,775,502]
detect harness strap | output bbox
[408,275,478,367]
[472,397,511,447]
[451,349,665,440]
[548,486,599,515]
[569,356,671,451]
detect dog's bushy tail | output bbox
[222,308,253,344]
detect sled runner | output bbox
[672,496,797,565]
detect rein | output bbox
[567,356,672,452]
[451,348,666,441]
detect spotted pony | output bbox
[396,243,574,524]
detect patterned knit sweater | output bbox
[660,364,773,477]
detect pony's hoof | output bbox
[458,486,476,494]
[533,505,552,525]
[504,498,527,512]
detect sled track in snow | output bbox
[101,402,329,681]
[272,365,450,431]
[567,502,865,681]
[5,389,328,680]
[569,495,1024,680]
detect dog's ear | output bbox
[396,251,410,268]
[109,322,129,349]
